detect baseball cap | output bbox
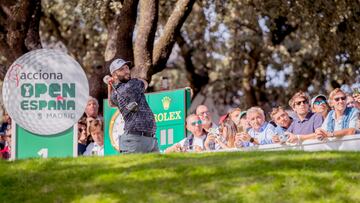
[240,111,247,119]
[218,114,228,124]
[109,58,132,74]
[310,94,327,108]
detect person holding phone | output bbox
[165,114,207,153]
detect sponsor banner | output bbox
[2,49,89,135]
[13,123,77,159]
[104,88,191,154]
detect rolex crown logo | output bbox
[162,96,171,110]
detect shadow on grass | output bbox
[1,151,360,202]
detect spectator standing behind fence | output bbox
[83,119,104,156]
[0,120,11,159]
[206,113,237,150]
[238,111,250,132]
[165,114,208,153]
[238,107,276,147]
[196,105,219,135]
[218,117,237,148]
[270,106,293,144]
[0,111,10,151]
[227,108,249,133]
[0,111,10,135]
[286,91,323,143]
[85,97,102,120]
[227,108,241,125]
[352,89,360,109]
[77,97,101,155]
[346,94,360,109]
[77,116,88,155]
[315,88,359,140]
[311,94,331,119]
[107,58,158,153]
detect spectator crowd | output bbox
[1,86,360,158]
[165,88,360,153]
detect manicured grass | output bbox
[1,151,360,202]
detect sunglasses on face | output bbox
[190,120,202,126]
[295,100,308,106]
[314,100,326,105]
[334,96,346,102]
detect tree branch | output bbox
[24,0,42,50]
[47,13,68,45]
[133,0,158,79]
[0,0,15,8]
[104,0,138,66]
[0,0,42,63]
[176,34,208,97]
[0,33,11,63]
[150,0,196,77]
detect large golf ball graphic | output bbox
[2,49,89,135]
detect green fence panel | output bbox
[15,125,76,159]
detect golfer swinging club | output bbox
[105,58,159,153]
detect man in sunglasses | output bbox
[315,88,359,140]
[285,91,324,143]
[196,105,219,135]
[164,114,207,153]
[310,94,330,119]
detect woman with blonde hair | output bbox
[206,111,238,150]
[219,117,237,148]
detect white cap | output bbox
[310,94,327,108]
[109,58,131,74]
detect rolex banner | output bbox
[104,88,191,154]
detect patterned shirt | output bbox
[111,78,156,134]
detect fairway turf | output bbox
[1,151,360,203]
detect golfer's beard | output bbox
[119,75,131,83]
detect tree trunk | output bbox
[242,57,257,108]
[133,0,158,79]
[104,0,139,65]
[176,34,209,98]
[150,0,196,78]
[90,0,139,104]
[0,0,42,78]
